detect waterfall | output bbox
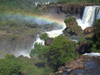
[84,52,100,56]
[14,34,45,58]
[77,6,100,30]
[31,34,45,49]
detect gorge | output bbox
[1,1,100,74]
[1,5,100,58]
[21,5,100,58]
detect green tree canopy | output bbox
[0,54,23,75]
[91,19,100,52]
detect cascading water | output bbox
[14,6,100,58]
[14,24,66,58]
[31,34,45,49]
[77,6,100,30]
[77,6,100,56]
[45,28,65,38]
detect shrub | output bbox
[40,33,50,41]
[30,43,44,58]
[0,54,23,75]
[64,17,76,23]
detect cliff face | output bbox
[63,17,83,38]
[42,3,100,18]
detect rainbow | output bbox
[1,12,66,28]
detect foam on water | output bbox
[84,52,100,56]
[46,29,63,38]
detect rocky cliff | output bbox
[55,55,100,75]
[42,3,100,18]
[63,17,83,39]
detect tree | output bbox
[46,36,69,70]
[30,35,78,71]
[0,54,23,75]
[40,33,50,41]
[91,19,100,52]
[30,43,44,58]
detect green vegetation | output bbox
[30,43,44,57]
[0,54,23,75]
[58,0,100,3]
[18,56,53,75]
[0,0,42,15]
[1,0,100,74]
[0,54,53,75]
[79,19,100,53]
[90,19,100,52]
[30,35,78,71]
[79,37,87,43]
[0,19,41,43]
[40,33,50,41]
[64,17,76,23]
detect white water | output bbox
[31,34,45,49]
[14,50,31,58]
[14,25,65,58]
[14,34,45,58]
[77,6,100,30]
[46,29,63,38]
[84,52,100,56]
[45,24,66,38]
[15,6,100,58]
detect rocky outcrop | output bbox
[84,27,95,34]
[76,42,91,54]
[42,3,100,18]
[63,17,83,37]
[55,55,90,75]
[64,18,78,28]
[55,55,100,75]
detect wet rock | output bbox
[58,66,65,71]
[76,42,91,54]
[63,17,83,37]
[67,69,72,73]
[58,71,63,74]
[84,27,94,34]
[79,55,89,59]
[55,55,98,75]
[64,18,78,28]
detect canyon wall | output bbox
[42,3,100,18]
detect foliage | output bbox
[40,33,50,41]
[0,18,42,44]
[57,0,100,3]
[30,43,44,57]
[90,19,100,52]
[0,54,23,75]
[47,36,78,70]
[64,17,76,23]
[0,53,53,75]
[30,35,78,71]
[79,37,87,43]
[0,0,42,15]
